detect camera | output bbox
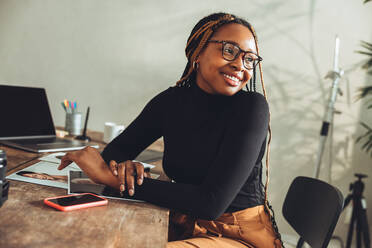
[0,150,9,207]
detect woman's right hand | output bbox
[109,160,150,196]
[58,146,120,189]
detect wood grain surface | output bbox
[0,134,169,248]
[0,180,169,248]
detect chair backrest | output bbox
[282,176,344,248]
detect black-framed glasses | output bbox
[208,40,262,70]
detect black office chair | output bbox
[282,176,344,248]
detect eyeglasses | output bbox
[208,40,262,70]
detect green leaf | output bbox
[357,130,372,141]
[361,40,372,50]
[357,86,372,99]
[360,121,372,131]
[356,51,372,56]
[358,41,372,73]
[356,123,372,145]
[361,59,372,68]
[366,143,372,153]
[362,139,371,149]
[364,0,372,4]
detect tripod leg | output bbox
[357,216,362,248]
[359,199,370,248]
[346,203,357,248]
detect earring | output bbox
[192,61,199,70]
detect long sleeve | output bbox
[103,85,269,220]
[101,89,167,164]
[135,93,268,220]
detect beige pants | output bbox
[167,205,282,248]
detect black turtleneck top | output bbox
[102,82,269,220]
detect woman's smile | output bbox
[222,72,243,87]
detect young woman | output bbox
[59,12,283,248]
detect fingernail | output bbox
[114,170,118,176]
[138,178,143,185]
[120,184,125,192]
[129,189,134,196]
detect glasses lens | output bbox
[243,53,259,69]
[222,43,239,61]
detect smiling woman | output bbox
[58,12,282,248]
[193,23,258,96]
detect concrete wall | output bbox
[1,0,371,246]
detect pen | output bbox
[62,100,78,113]
[61,102,67,112]
[73,101,77,113]
[64,100,70,113]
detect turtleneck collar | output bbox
[191,80,242,102]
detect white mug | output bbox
[103,122,125,143]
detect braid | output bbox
[177,12,283,247]
[249,25,284,248]
[176,13,234,87]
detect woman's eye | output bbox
[245,57,254,63]
[245,54,259,65]
[224,47,235,55]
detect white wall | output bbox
[1,0,372,245]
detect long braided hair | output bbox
[177,13,283,247]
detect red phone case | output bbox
[44,193,108,211]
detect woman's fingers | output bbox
[117,162,126,193]
[57,152,75,170]
[115,160,147,196]
[134,162,145,185]
[109,160,118,176]
[126,161,135,196]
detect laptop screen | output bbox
[0,85,56,139]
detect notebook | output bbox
[0,84,98,153]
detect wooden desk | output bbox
[0,136,169,248]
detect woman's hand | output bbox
[58,146,120,189]
[109,160,150,196]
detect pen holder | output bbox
[65,112,82,136]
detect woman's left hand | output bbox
[58,146,120,189]
[109,160,149,196]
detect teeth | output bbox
[223,73,241,82]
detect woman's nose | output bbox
[229,55,245,71]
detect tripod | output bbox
[313,35,344,180]
[344,173,370,248]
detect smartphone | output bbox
[44,193,108,211]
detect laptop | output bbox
[0,85,98,153]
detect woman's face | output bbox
[196,23,257,96]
